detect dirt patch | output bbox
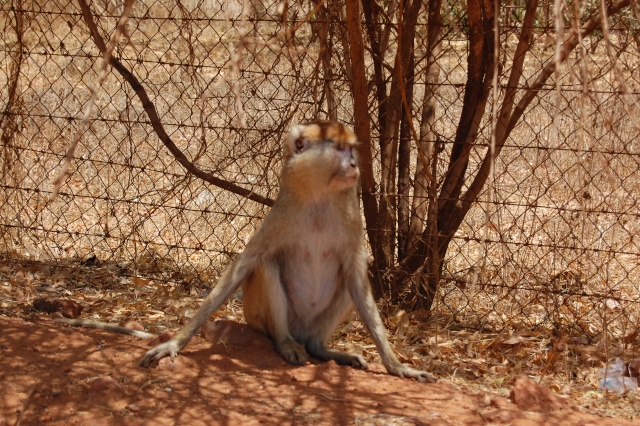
[1,316,637,425]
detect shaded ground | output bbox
[1,316,638,425]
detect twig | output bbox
[139,376,169,390]
[50,0,134,202]
[14,385,36,426]
[74,0,275,207]
[1,0,24,148]
[355,413,441,425]
[311,391,349,402]
[600,0,640,132]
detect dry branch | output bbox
[50,0,134,201]
[76,0,274,207]
[0,0,24,148]
[463,0,633,209]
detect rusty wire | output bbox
[0,0,639,342]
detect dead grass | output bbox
[1,257,638,419]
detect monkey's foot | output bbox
[386,364,437,383]
[308,346,368,369]
[139,340,182,368]
[336,352,367,369]
[277,339,309,365]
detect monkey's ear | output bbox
[287,124,312,155]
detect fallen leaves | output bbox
[1,257,638,420]
[32,297,83,318]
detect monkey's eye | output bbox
[335,143,349,152]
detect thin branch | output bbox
[14,384,35,426]
[51,0,134,201]
[504,0,631,138]
[396,0,431,184]
[438,0,495,211]
[361,0,388,129]
[479,0,501,284]
[462,0,632,207]
[600,0,640,131]
[1,0,24,143]
[1,0,24,186]
[76,0,274,207]
[402,0,442,270]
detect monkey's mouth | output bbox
[333,173,359,187]
[328,166,360,189]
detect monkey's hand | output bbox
[386,364,437,383]
[139,339,183,368]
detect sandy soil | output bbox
[1,316,638,426]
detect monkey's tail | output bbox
[54,317,155,339]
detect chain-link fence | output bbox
[1,0,639,345]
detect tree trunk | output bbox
[344,0,632,308]
[404,0,442,267]
[345,0,389,297]
[413,0,496,309]
[396,0,422,262]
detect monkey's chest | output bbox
[283,242,344,318]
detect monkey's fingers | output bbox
[139,341,181,368]
[388,365,437,383]
[413,371,437,383]
[334,352,368,369]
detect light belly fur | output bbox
[284,235,342,320]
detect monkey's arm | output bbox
[139,257,253,368]
[54,318,155,339]
[347,262,437,383]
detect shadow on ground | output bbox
[0,316,636,425]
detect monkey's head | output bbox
[283,121,360,195]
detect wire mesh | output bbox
[1,0,639,344]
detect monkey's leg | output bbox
[243,262,309,365]
[304,295,368,368]
[140,260,250,368]
[347,268,437,383]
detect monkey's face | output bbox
[326,141,360,190]
[286,121,360,193]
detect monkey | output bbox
[139,121,435,383]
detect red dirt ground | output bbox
[1,316,638,426]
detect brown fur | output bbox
[139,121,435,382]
